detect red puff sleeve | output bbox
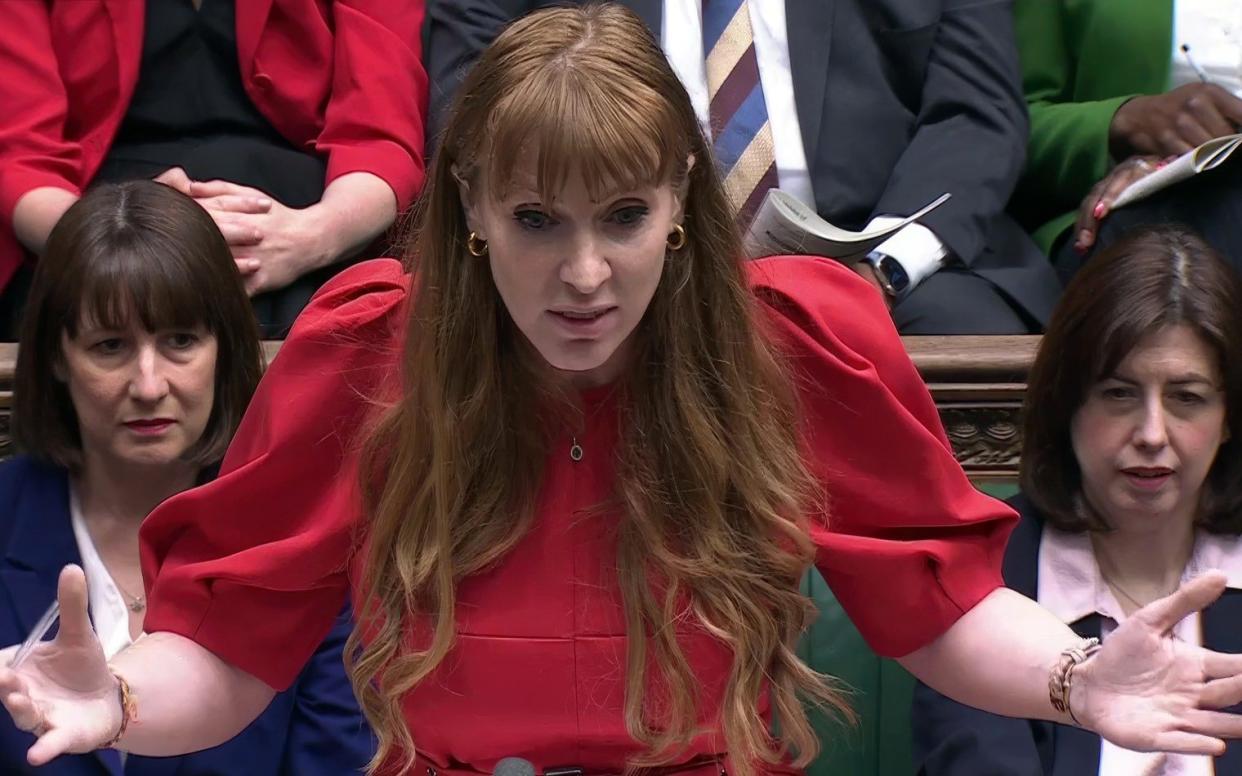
[140,258,410,690]
[748,257,1016,658]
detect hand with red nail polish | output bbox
[1072,155,1162,257]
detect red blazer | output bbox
[0,0,428,291]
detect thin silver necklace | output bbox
[73,487,146,612]
[1098,565,1173,613]
[568,382,621,462]
[112,578,146,613]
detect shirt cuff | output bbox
[866,218,950,293]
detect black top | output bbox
[96,0,325,208]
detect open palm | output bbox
[0,566,121,766]
[1078,572,1242,755]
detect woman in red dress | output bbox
[4,6,1242,775]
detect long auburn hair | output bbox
[349,6,851,773]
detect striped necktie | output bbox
[703,0,778,226]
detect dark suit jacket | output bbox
[911,492,1242,775]
[425,0,1062,325]
[0,456,375,775]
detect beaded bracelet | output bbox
[101,671,137,749]
[1048,637,1101,726]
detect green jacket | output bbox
[1013,0,1172,252]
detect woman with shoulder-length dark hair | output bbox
[5,9,1242,776]
[0,180,374,774]
[913,225,1242,775]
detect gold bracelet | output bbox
[1048,637,1101,726]
[101,671,137,749]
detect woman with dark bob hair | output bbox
[914,225,1242,774]
[0,180,374,773]
[6,9,1242,776]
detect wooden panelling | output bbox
[0,337,1038,478]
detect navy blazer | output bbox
[0,456,374,775]
[911,492,1242,775]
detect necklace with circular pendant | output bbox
[114,580,146,613]
[569,436,584,462]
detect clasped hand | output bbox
[154,168,330,296]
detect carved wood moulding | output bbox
[0,338,1039,478]
[905,336,1036,483]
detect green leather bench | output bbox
[800,567,916,776]
[803,481,1019,776]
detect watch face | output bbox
[879,256,910,293]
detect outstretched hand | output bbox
[0,566,121,765]
[1075,572,1242,755]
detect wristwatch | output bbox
[865,250,911,299]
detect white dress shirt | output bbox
[1171,1,1242,98]
[1038,525,1242,776]
[68,486,137,662]
[661,0,947,291]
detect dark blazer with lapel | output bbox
[0,456,374,776]
[425,0,1062,325]
[911,492,1242,775]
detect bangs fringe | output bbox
[63,238,212,337]
[484,64,683,203]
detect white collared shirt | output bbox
[1038,525,1242,776]
[1171,1,1242,98]
[68,486,137,661]
[661,0,947,291]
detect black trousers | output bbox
[890,213,1055,335]
[892,267,1041,335]
[1053,168,1242,285]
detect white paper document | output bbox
[745,190,951,260]
[1113,134,1242,210]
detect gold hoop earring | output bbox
[466,232,489,257]
[667,224,687,251]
